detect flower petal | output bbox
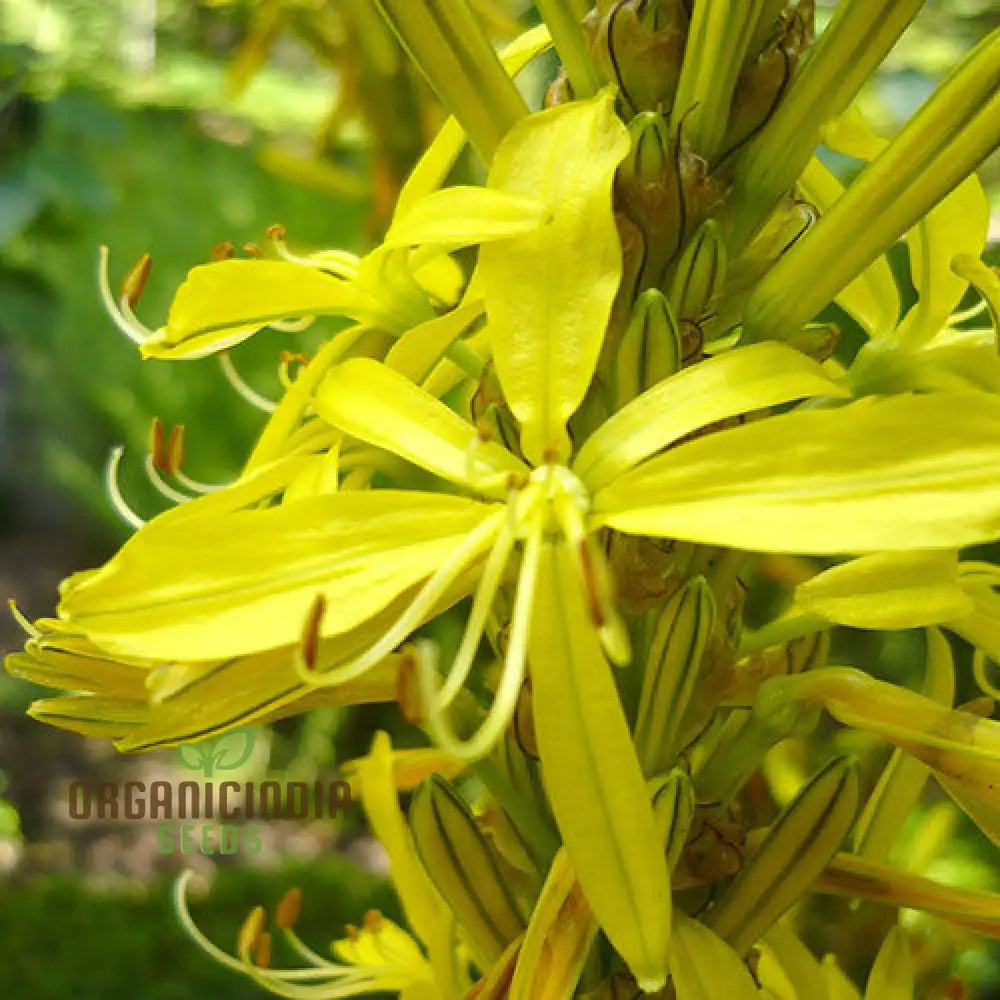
[60,491,498,660]
[479,90,629,464]
[574,342,846,492]
[595,393,1000,554]
[794,552,973,629]
[143,260,372,359]
[315,357,527,492]
[529,538,671,992]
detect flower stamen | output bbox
[219,352,278,413]
[104,446,146,530]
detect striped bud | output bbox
[409,776,525,966]
[615,289,683,407]
[650,769,696,871]
[707,756,860,953]
[635,576,715,776]
[667,218,728,324]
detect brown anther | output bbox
[237,906,266,958]
[254,931,272,969]
[505,472,528,492]
[265,223,287,241]
[243,242,261,258]
[279,350,311,366]
[541,446,559,463]
[344,923,359,941]
[210,241,236,261]
[362,909,383,933]
[945,975,969,1000]
[578,540,606,628]
[475,419,494,444]
[120,253,152,308]
[165,424,186,476]
[396,649,424,725]
[274,887,302,931]
[149,417,166,472]
[300,594,327,670]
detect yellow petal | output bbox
[385,188,549,249]
[61,491,498,660]
[668,911,761,1000]
[143,260,371,359]
[529,538,670,992]
[509,848,597,1000]
[797,157,900,338]
[574,342,846,492]
[892,175,990,350]
[863,927,914,1000]
[595,393,1000,554]
[315,358,527,492]
[479,90,629,464]
[794,552,973,629]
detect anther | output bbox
[300,594,327,670]
[237,906,266,958]
[344,924,359,941]
[578,539,606,628]
[243,243,261,258]
[362,909,383,933]
[210,241,236,261]
[265,224,287,241]
[253,932,272,969]
[166,424,186,476]
[396,649,424,725]
[274,888,302,931]
[120,253,152,308]
[505,472,528,492]
[149,417,166,472]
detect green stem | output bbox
[373,0,528,161]
[534,0,601,99]
[739,613,826,656]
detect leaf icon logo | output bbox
[176,728,256,777]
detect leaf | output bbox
[574,342,846,492]
[142,260,372,359]
[315,358,527,492]
[794,552,973,629]
[60,491,499,660]
[479,90,629,464]
[529,538,671,992]
[176,744,208,772]
[595,393,1000,554]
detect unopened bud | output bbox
[616,288,682,407]
[621,112,671,184]
[667,219,727,323]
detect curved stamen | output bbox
[951,297,989,325]
[270,317,316,334]
[434,522,517,711]
[266,225,360,280]
[174,873,397,998]
[295,511,505,689]
[8,599,40,639]
[219,352,278,413]
[104,446,146,530]
[97,246,154,345]
[143,452,192,505]
[420,509,543,761]
[973,650,1000,701]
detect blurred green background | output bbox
[0,1,998,997]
